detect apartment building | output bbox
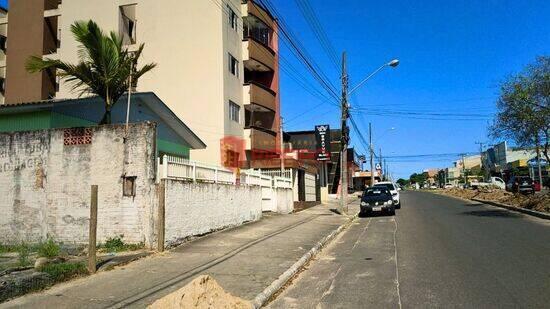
[241,0,281,167]
[2,0,267,165]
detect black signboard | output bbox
[315,125,331,161]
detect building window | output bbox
[229,100,240,123]
[227,4,238,31]
[229,53,239,77]
[122,176,137,197]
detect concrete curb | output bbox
[251,212,358,308]
[471,198,550,220]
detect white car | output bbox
[444,183,454,189]
[373,182,401,209]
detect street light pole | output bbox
[339,52,349,214]
[369,123,375,187]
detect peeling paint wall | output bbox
[0,123,158,246]
[164,181,263,247]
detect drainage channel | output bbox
[106,214,323,308]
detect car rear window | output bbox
[364,188,389,196]
[374,183,395,191]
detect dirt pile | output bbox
[147,275,252,309]
[441,188,549,213]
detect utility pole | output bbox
[379,148,382,181]
[475,141,487,180]
[369,123,375,187]
[339,52,349,214]
[280,117,285,175]
[462,154,467,187]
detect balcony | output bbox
[242,0,275,30]
[242,39,275,72]
[243,81,276,111]
[245,127,277,152]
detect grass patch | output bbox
[37,238,60,258]
[39,262,88,282]
[0,244,19,254]
[101,235,144,252]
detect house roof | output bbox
[0,92,206,149]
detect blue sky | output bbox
[2,0,547,179]
[274,0,550,179]
[0,0,5,9]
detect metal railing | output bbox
[157,155,292,189]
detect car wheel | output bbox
[395,203,401,209]
[388,207,396,216]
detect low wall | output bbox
[0,123,158,246]
[164,180,263,246]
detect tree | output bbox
[490,56,550,162]
[409,173,427,184]
[26,20,156,124]
[396,178,409,186]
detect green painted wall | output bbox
[158,139,190,158]
[51,112,96,128]
[0,111,52,132]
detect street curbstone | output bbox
[471,198,550,220]
[252,211,358,308]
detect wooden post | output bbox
[88,185,98,274]
[157,180,166,252]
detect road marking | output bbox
[393,218,403,309]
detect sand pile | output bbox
[148,275,252,309]
[441,188,549,213]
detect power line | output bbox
[256,0,340,101]
[293,0,340,70]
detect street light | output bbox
[349,59,400,95]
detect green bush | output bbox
[37,238,61,258]
[39,262,88,282]
[102,235,144,252]
[104,235,125,252]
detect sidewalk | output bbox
[2,200,359,309]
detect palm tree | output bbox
[26,20,156,124]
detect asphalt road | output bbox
[268,191,550,309]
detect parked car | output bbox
[470,177,506,190]
[360,187,395,216]
[506,176,535,194]
[373,182,401,209]
[444,183,454,189]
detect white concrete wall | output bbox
[275,188,294,214]
[0,123,158,246]
[164,180,262,246]
[305,172,316,202]
[55,0,244,165]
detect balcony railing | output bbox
[244,82,276,111]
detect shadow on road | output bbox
[460,209,522,218]
[358,212,394,218]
